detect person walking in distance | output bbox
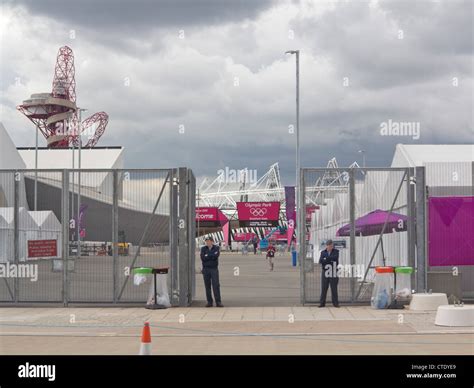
[200,236,224,307]
[252,236,258,254]
[319,239,340,308]
[266,243,276,271]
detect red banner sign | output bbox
[237,202,280,227]
[27,240,57,258]
[233,232,257,242]
[196,207,228,227]
[196,207,218,222]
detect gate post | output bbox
[349,169,356,302]
[407,167,416,287]
[13,171,20,303]
[112,170,119,303]
[415,166,427,292]
[298,168,306,305]
[61,170,70,306]
[169,168,179,306]
[187,169,196,304]
[178,167,189,307]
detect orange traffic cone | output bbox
[139,322,152,355]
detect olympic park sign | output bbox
[236,201,280,227]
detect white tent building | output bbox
[391,144,473,191]
[391,144,473,298]
[0,209,14,262]
[0,207,46,262]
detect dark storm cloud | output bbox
[380,0,473,56]
[8,0,275,56]
[298,0,473,89]
[2,0,472,185]
[9,0,274,30]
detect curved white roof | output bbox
[391,144,473,187]
[18,147,124,170]
[391,144,474,167]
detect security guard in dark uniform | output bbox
[319,239,340,307]
[200,236,224,307]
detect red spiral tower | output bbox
[18,46,108,148]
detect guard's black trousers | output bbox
[202,267,222,304]
[320,275,339,306]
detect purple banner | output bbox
[284,186,296,226]
[285,186,296,246]
[70,203,88,237]
[428,196,474,266]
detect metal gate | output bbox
[0,168,195,306]
[298,167,421,304]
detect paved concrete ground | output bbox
[0,251,299,305]
[194,251,300,306]
[0,306,472,354]
[2,333,472,355]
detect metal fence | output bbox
[0,168,195,306]
[425,161,474,301]
[298,167,423,304]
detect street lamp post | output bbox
[285,50,300,189]
[358,149,366,168]
[286,50,300,256]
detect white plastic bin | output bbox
[395,266,413,299]
[371,266,394,309]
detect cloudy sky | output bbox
[0,0,472,184]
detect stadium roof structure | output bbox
[198,163,283,210]
[198,159,360,218]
